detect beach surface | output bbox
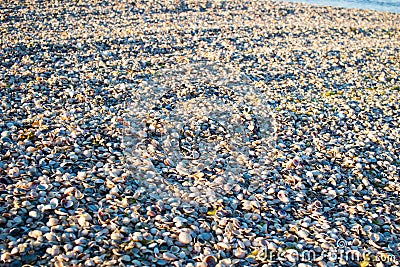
[1,1,400,266]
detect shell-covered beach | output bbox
[1,1,400,266]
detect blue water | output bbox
[285,0,400,13]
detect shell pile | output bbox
[0,1,399,267]
[123,62,276,205]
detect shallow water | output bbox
[284,0,400,13]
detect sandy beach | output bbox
[1,0,400,266]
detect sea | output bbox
[284,0,400,13]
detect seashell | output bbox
[266,187,275,195]
[120,255,131,262]
[170,246,180,254]
[131,232,143,242]
[219,259,232,265]
[29,210,42,219]
[1,252,11,262]
[75,190,84,199]
[110,186,119,195]
[216,242,230,250]
[312,200,323,209]
[242,200,253,210]
[277,190,290,203]
[251,200,260,209]
[8,167,20,178]
[54,208,68,216]
[173,216,188,227]
[78,213,92,227]
[62,199,74,208]
[28,230,43,239]
[176,162,190,176]
[46,245,60,256]
[97,210,111,224]
[163,158,175,167]
[49,198,59,209]
[13,187,26,196]
[203,255,217,267]
[44,232,58,242]
[105,179,115,189]
[297,229,310,239]
[142,233,153,242]
[233,247,246,258]
[37,184,49,191]
[147,210,156,217]
[47,217,59,227]
[182,206,195,214]
[278,210,287,218]
[369,233,380,242]
[162,252,177,261]
[178,230,192,244]
[192,172,204,180]
[63,187,75,196]
[111,230,124,241]
[9,228,21,237]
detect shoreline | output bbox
[282,0,400,14]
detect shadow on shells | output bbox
[122,61,277,202]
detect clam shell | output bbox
[277,190,290,203]
[203,255,217,267]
